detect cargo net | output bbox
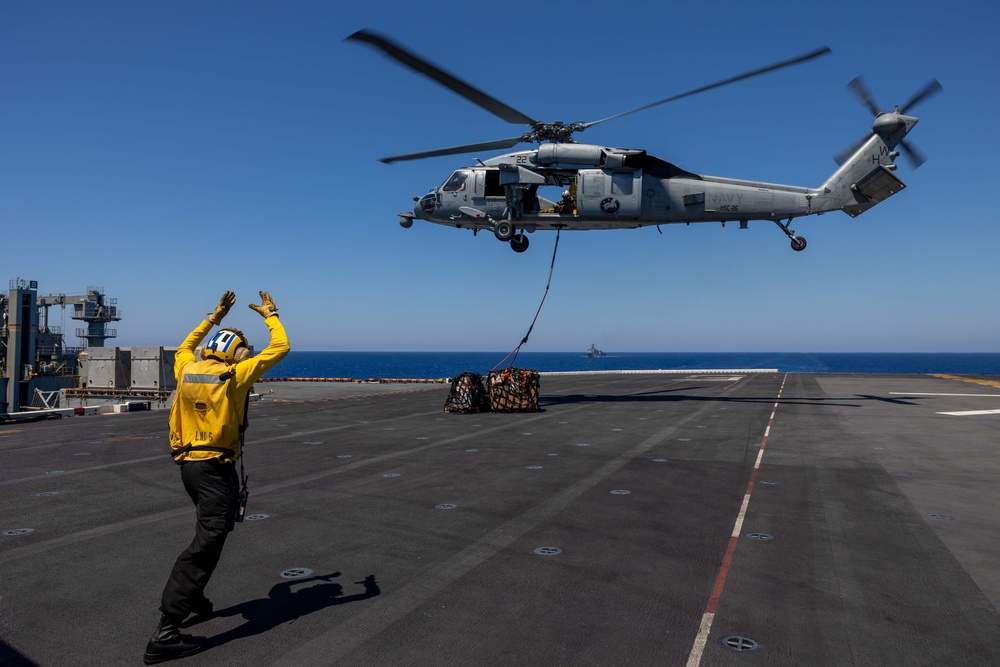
[487,368,540,413]
[443,372,490,413]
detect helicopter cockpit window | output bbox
[442,170,469,192]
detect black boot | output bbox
[143,614,203,664]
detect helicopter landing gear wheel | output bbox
[494,220,515,242]
[773,219,807,252]
[510,233,529,253]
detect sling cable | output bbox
[491,229,562,373]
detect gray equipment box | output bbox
[130,346,177,391]
[85,347,131,390]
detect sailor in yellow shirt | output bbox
[145,290,289,665]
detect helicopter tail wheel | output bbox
[510,233,529,253]
[773,219,806,251]
[494,220,515,242]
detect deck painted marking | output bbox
[685,373,787,667]
[887,392,1000,417]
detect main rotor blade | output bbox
[900,78,942,114]
[347,29,538,126]
[581,46,831,129]
[380,136,524,164]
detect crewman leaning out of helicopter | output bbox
[144,290,289,665]
[554,189,575,214]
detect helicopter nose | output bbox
[415,192,436,218]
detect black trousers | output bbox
[160,458,239,620]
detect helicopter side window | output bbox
[442,170,469,192]
[611,172,633,195]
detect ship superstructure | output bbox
[2,278,173,416]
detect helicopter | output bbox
[348,29,941,254]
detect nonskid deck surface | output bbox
[2,372,999,666]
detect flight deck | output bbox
[2,371,999,666]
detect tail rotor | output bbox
[835,76,942,168]
[899,78,944,115]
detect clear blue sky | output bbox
[2,0,997,352]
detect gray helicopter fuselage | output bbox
[408,119,912,236]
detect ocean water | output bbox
[265,351,1000,380]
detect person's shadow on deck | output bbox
[196,572,380,650]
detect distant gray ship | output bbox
[586,344,606,358]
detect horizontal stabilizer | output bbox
[843,165,906,218]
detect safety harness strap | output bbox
[170,444,236,460]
